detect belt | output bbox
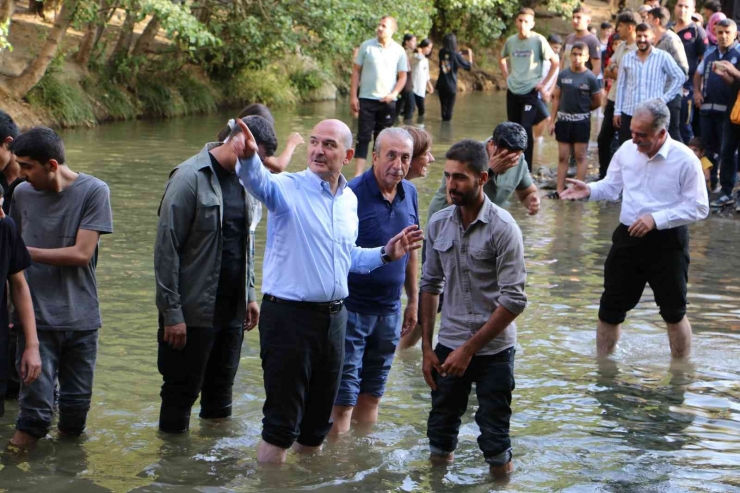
[556,112,590,122]
[264,294,344,314]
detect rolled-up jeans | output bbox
[428,344,516,466]
[16,329,98,438]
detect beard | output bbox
[449,185,480,207]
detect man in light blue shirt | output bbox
[232,118,423,464]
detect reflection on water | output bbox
[0,93,738,492]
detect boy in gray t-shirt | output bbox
[549,42,602,195]
[8,127,113,447]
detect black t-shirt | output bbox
[209,152,247,328]
[0,217,32,332]
[436,48,472,93]
[674,23,708,89]
[0,176,23,215]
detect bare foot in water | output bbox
[9,430,39,449]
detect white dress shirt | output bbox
[589,136,709,230]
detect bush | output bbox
[223,66,298,107]
[176,76,218,115]
[27,71,96,128]
[82,76,138,121]
[136,75,184,118]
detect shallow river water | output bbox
[0,93,738,492]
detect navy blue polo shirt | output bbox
[345,169,419,316]
[700,42,740,110]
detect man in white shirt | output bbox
[561,100,709,359]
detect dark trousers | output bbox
[157,317,244,433]
[599,224,689,326]
[395,88,415,121]
[356,98,396,160]
[414,94,426,121]
[719,120,740,197]
[680,93,695,144]
[438,88,457,122]
[618,114,633,145]
[598,100,618,179]
[667,95,683,143]
[259,298,346,449]
[506,89,540,171]
[428,344,516,467]
[16,330,98,438]
[700,111,724,189]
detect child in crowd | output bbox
[688,137,713,190]
[549,42,602,196]
[412,39,434,125]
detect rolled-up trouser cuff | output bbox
[484,447,513,467]
[16,416,51,439]
[430,444,455,457]
[296,433,327,448]
[200,404,232,420]
[58,409,89,436]
[261,429,294,450]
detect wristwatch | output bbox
[380,246,392,264]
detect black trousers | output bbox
[414,94,426,119]
[157,314,244,433]
[597,100,618,179]
[618,114,633,146]
[259,298,346,449]
[599,224,689,325]
[667,95,683,143]
[438,88,457,122]
[506,89,540,171]
[395,88,415,121]
[356,98,396,160]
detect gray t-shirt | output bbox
[10,173,113,330]
[556,68,601,115]
[501,33,554,95]
[355,38,408,100]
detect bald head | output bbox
[307,119,355,177]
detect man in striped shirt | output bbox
[614,23,687,144]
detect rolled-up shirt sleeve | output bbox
[493,222,527,315]
[420,225,445,295]
[651,155,709,229]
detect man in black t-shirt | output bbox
[0,212,41,418]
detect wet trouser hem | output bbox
[200,404,232,420]
[16,418,51,439]
[484,448,513,467]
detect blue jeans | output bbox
[427,344,516,467]
[16,330,98,438]
[335,310,401,407]
[719,120,740,198]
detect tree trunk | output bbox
[0,0,14,24]
[5,0,78,98]
[108,4,138,65]
[131,14,160,57]
[75,0,110,66]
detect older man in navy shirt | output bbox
[330,128,419,434]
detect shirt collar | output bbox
[363,168,406,201]
[198,142,222,171]
[648,135,673,162]
[305,168,348,195]
[453,196,493,227]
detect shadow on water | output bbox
[0,93,737,491]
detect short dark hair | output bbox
[445,139,488,174]
[9,126,65,164]
[492,122,528,152]
[649,7,671,27]
[571,41,588,53]
[238,103,275,126]
[240,115,278,157]
[617,11,641,26]
[601,22,613,30]
[704,0,722,13]
[0,110,19,143]
[547,34,563,44]
[517,7,535,18]
[636,22,652,33]
[716,18,738,30]
[688,136,705,150]
[573,5,591,15]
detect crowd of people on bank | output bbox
[0,0,737,480]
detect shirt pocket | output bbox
[432,238,456,273]
[195,194,220,232]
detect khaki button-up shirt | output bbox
[421,197,527,356]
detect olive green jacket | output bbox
[154,143,256,327]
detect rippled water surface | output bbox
[0,93,738,492]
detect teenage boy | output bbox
[0,196,41,419]
[500,7,559,171]
[549,42,602,195]
[8,127,113,447]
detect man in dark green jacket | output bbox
[154,115,276,433]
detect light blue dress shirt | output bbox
[237,154,384,302]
